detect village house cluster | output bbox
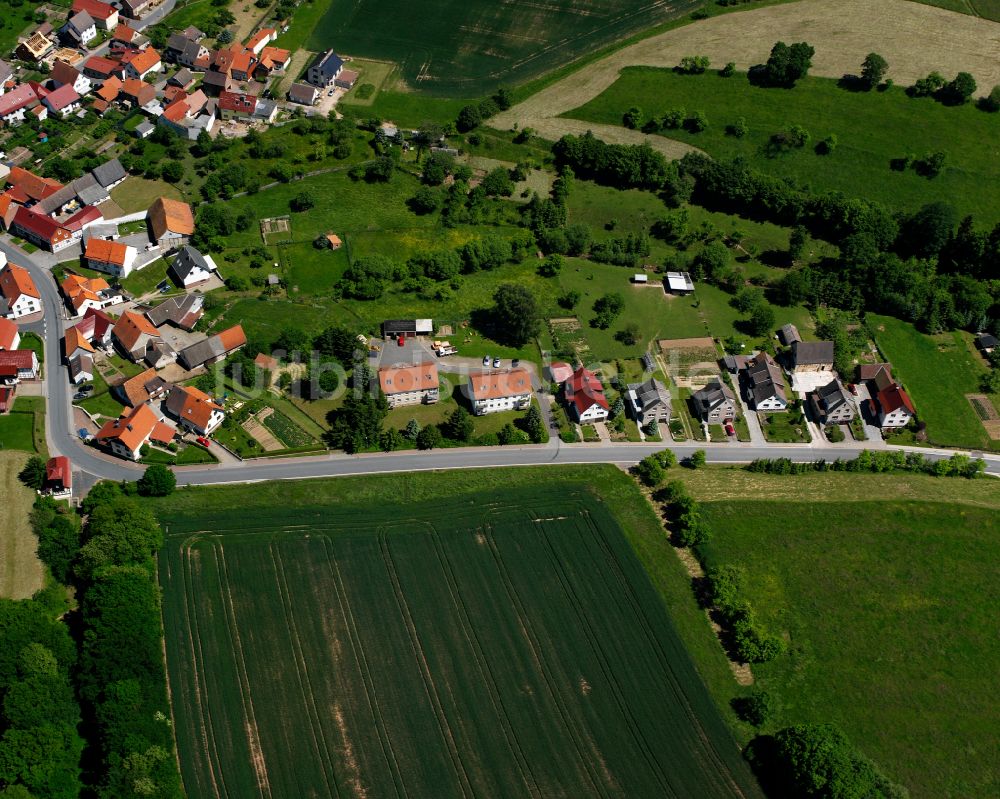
[0,0,357,144]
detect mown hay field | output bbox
[158,479,761,799]
[494,0,1000,144]
[304,0,702,97]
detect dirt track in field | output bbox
[492,0,1000,143]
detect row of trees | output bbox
[746,450,986,478]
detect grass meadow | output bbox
[0,451,45,600]
[154,467,761,799]
[870,314,1000,451]
[697,491,1000,798]
[568,68,1000,220]
[302,0,701,97]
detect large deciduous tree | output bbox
[491,284,541,347]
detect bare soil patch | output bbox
[494,0,1000,143]
[967,393,1000,439]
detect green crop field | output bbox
[870,314,1000,451]
[156,471,761,799]
[567,68,1000,221]
[697,493,1000,798]
[303,0,702,97]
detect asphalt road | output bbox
[5,238,1000,485]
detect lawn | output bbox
[568,68,1000,221]
[76,369,125,419]
[303,0,701,97]
[153,467,761,799]
[121,259,173,297]
[0,451,45,600]
[871,314,999,451]
[759,411,809,443]
[110,177,186,214]
[697,490,1000,798]
[0,398,45,455]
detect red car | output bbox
[725,423,736,437]
[196,437,211,447]
[397,335,405,346]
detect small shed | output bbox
[779,323,802,346]
[976,332,997,353]
[632,273,648,284]
[134,120,155,139]
[326,233,342,250]
[267,274,280,286]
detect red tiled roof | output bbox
[5,166,62,204]
[0,262,40,302]
[45,456,71,488]
[216,324,246,351]
[378,362,438,395]
[43,83,80,111]
[469,368,532,401]
[84,55,119,76]
[564,366,608,415]
[878,383,916,415]
[62,205,103,232]
[85,237,130,265]
[0,350,36,370]
[0,318,18,350]
[218,90,256,114]
[121,47,159,75]
[72,0,116,21]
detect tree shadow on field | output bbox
[836,73,868,92]
[743,734,796,798]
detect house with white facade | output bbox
[378,362,439,408]
[468,368,532,415]
[0,263,42,319]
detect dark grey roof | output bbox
[72,173,109,206]
[640,352,655,372]
[791,340,835,366]
[0,60,12,84]
[977,333,998,348]
[68,10,94,32]
[180,39,203,62]
[145,293,204,328]
[35,184,78,215]
[692,381,735,414]
[779,323,801,345]
[169,67,193,86]
[202,70,229,87]
[627,377,671,414]
[178,329,239,369]
[166,32,191,52]
[813,378,851,414]
[92,158,127,189]
[310,49,343,78]
[382,319,417,333]
[745,352,787,404]
[134,120,154,136]
[168,246,215,281]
